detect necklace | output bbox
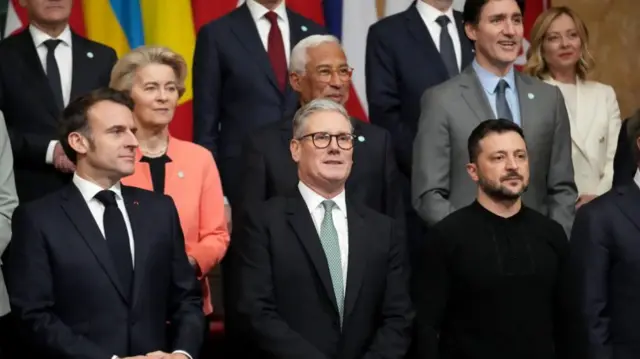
[140,143,168,157]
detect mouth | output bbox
[153,108,170,113]
[326,94,344,102]
[323,160,344,165]
[558,52,574,58]
[497,40,518,51]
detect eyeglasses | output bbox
[297,132,355,150]
[314,67,354,83]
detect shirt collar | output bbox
[472,59,516,94]
[298,181,347,218]
[246,0,288,24]
[73,173,123,203]
[415,0,455,26]
[29,23,72,48]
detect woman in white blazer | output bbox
[524,6,621,209]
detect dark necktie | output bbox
[265,11,287,92]
[435,15,459,77]
[94,190,133,297]
[495,80,514,122]
[44,39,64,110]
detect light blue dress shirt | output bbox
[472,60,521,126]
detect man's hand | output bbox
[576,194,597,209]
[146,351,189,359]
[53,143,75,173]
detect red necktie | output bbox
[265,11,287,92]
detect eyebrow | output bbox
[142,80,178,86]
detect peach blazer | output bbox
[122,137,229,315]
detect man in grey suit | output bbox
[412,0,577,234]
[0,111,19,357]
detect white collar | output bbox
[29,23,72,48]
[73,173,123,203]
[246,0,288,24]
[634,170,640,192]
[416,0,456,26]
[298,181,347,218]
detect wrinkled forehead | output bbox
[479,131,527,154]
[303,111,352,134]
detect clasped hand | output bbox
[123,351,188,359]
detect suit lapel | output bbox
[123,186,150,307]
[280,117,293,147]
[60,185,129,303]
[14,30,60,117]
[70,33,93,102]
[615,184,640,232]
[285,10,306,99]
[515,73,539,141]
[404,7,449,80]
[343,202,367,319]
[230,4,281,94]
[460,66,494,123]
[286,194,341,316]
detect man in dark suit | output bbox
[569,119,640,359]
[365,0,474,254]
[613,110,640,187]
[4,88,204,359]
[193,0,325,205]
[0,0,117,203]
[231,99,413,358]
[238,34,403,225]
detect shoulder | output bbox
[354,120,389,141]
[522,206,566,233]
[72,33,116,56]
[433,205,476,233]
[369,10,405,34]
[352,202,396,230]
[287,9,325,33]
[586,80,617,98]
[423,76,460,102]
[171,138,213,160]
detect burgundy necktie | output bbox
[265,11,287,92]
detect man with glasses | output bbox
[236,34,403,225]
[231,99,413,359]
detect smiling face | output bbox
[290,110,353,193]
[542,14,583,75]
[465,0,524,75]
[129,63,179,130]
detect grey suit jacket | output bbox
[412,65,577,235]
[0,112,18,316]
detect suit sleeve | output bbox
[235,206,329,359]
[381,129,406,239]
[412,89,455,225]
[568,205,612,359]
[0,114,17,261]
[365,25,413,177]
[193,25,222,158]
[547,87,578,236]
[413,227,450,359]
[612,120,634,187]
[362,221,414,359]
[187,152,229,278]
[236,133,268,215]
[596,85,622,195]
[100,47,118,87]
[166,197,206,356]
[5,206,112,359]
[551,222,572,359]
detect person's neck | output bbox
[423,0,453,12]
[75,167,120,190]
[31,21,67,38]
[300,177,344,199]
[475,55,513,77]
[255,0,283,11]
[137,126,169,156]
[477,191,521,218]
[550,68,577,84]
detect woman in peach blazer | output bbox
[111,46,229,315]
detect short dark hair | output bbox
[468,119,525,163]
[58,88,134,163]
[463,0,525,25]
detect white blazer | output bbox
[546,78,621,195]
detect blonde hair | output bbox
[109,46,187,97]
[523,6,595,80]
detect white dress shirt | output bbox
[416,1,462,71]
[30,24,73,165]
[73,174,194,359]
[298,181,349,291]
[634,170,640,190]
[246,0,291,65]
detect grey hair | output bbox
[289,34,341,74]
[292,99,352,139]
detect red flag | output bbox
[191,0,238,30]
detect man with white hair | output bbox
[232,98,413,359]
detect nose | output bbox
[503,20,516,36]
[156,88,169,102]
[329,71,343,87]
[126,130,139,148]
[505,155,518,170]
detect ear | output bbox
[290,72,303,92]
[466,162,480,182]
[465,22,478,42]
[68,132,90,157]
[290,139,301,163]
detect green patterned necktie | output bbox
[320,200,344,322]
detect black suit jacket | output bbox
[0,30,117,202]
[569,184,640,359]
[613,111,640,187]
[4,184,205,358]
[365,6,474,177]
[192,4,325,204]
[238,116,404,226]
[231,191,414,359]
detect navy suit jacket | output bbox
[192,4,325,203]
[365,5,474,177]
